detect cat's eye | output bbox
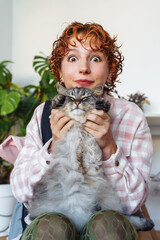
[91,56,101,62]
[70,97,75,101]
[82,97,89,101]
[68,56,78,62]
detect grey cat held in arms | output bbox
[29,83,154,232]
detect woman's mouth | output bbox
[75,79,94,86]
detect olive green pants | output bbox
[22,210,138,240]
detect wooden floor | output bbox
[0,232,160,240]
[138,231,160,240]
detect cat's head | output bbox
[56,83,104,123]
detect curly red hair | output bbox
[49,22,124,93]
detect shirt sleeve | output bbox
[10,103,53,204]
[102,102,153,214]
[0,135,25,164]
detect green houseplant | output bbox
[0,54,58,184]
[0,60,20,236]
[0,60,20,184]
[0,54,58,236]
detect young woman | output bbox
[3,22,153,240]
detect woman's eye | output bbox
[68,56,77,62]
[91,56,101,62]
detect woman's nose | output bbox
[79,59,90,74]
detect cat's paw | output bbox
[136,218,154,231]
[104,101,111,113]
[126,215,155,231]
[95,100,110,113]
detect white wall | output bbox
[1,0,160,115]
[0,0,12,61]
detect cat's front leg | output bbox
[51,94,65,109]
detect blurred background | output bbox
[0,0,160,114]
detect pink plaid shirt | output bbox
[10,95,153,214]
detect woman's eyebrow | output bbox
[67,48,78,52]
[67,48,103,54]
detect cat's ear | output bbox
[92,85,104,96]
[56,82,67,95]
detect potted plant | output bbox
[0,161,15,237]
[125,92,150,111]
[0,54,58,140]
[0,60,18,236]
[0,54,57,236]
[114,89,150,111]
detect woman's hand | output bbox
[84,109,117,160]
[48,109,74,152]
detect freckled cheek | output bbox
[93,66,108,81]
[62,69,76,81]
[94,73,108,85]
[100,69,109,83]
[61,62,76,77]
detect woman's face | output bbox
[60,38,111,89]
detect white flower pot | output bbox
[0,184,16,237]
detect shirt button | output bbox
[115,161,119,167]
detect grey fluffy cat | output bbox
[29,83,154,231]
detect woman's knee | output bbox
[22,212,79,240]
[81,210,138,240]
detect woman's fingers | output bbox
[49,108,116,159]
[84,109,110,130]
[88,109,110,120]
[50,109,73,141]
[58,119,74,139]
[84,109,112,150]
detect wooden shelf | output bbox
[145,115,160,135]
[146,115,160,126]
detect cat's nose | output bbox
[75,101,80,106]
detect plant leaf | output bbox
[33,54,49,77]
[0,119,10,131]
[33,56,47,60]
[0,61,13,85]
[144,100,150,105]
[0,90,21,115]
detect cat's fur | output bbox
[29,83,154,231]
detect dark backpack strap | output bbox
[41,100,52,144]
